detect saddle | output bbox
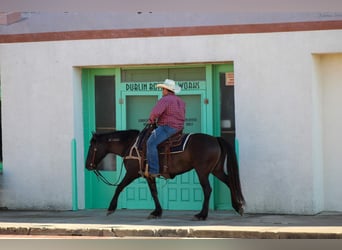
[125,124,189,179]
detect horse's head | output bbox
[85,133,108,171]
[85,130,140,171]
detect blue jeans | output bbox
[146,125,177,174]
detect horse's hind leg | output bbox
[212,171,244,216]
[146,177,163,219]
[107,173,138,216]
[194,173,212,220]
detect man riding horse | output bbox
[145,79,185,178]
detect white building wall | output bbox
[235,33,318,214]
[0,29,342,213]
[0,42,76,209]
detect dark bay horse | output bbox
[85,128,245,220]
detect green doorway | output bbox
[83,69,120,209]
[213,64,236,210]
[83,64,234,211]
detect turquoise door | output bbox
[213,64,235,210]
[164,94,204,210]
[83,69,120,209]
[119,95,158,209]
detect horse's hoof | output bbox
[192,215,206,221]
[238,207,244,216]
[147,214,161,219]
[106,210,114,216]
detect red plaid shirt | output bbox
[149,93,185,131]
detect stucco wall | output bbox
[0,29,341,213]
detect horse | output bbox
[85,126,245,220]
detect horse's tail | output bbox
[216,137,245,209]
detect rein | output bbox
[93,166,123,186]
[89,126,150,186]
[90,134,140,187]
[93,157,126,186]
[90,140,125,187]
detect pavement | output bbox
[0,208,342,239]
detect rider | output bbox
[146,79,186,178]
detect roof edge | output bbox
[1,20,342,43]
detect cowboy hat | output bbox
[156,79,181,94]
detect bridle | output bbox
[88,144,98,170]
[88,139,123,186]
[87,129,146,186]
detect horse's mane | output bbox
[93,130,140,142]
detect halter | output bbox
[88,146,97,170]
[88,138,123,186]
[88,129,145,186]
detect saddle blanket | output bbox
[160,133,192,154]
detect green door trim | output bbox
[82,68,117,208]
[212,63,236,210]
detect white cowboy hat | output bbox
[156,79,181,94]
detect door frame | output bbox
[82,64,234,210]
[82,68,118,208]
[212,63,236,210]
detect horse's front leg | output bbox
[107,172,139,216]
[146,177,163,219]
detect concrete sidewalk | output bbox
[0,209,342,239]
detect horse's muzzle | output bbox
[86,162,97,171]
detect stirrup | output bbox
[147,173,161,178]
[138,170,145,178]
[138,170,160,179]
